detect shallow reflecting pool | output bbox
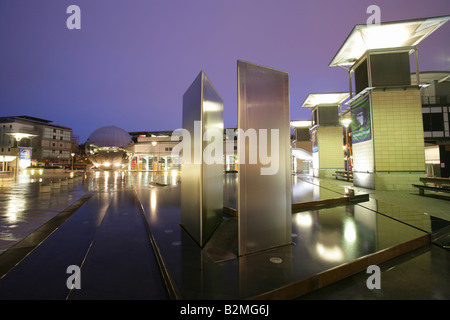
[132,172,428,299]
[0,170,441,299]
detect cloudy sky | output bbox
[1,0,449,142]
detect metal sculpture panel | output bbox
[237,61,292,256]
[181,71,224,247]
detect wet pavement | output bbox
[0,172,88,255]
[0,170,448,299]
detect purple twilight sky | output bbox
[1,0,450,143]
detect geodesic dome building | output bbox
[85,126,133,169]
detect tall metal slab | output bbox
[237,60,292,256]
[181,71,224,248]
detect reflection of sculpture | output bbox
[85,126,133,169]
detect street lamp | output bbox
[151,141,158,171]
[341,119,352,173]
[7,132,37,179]
[71,153,75,171]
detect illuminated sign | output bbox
[19,147,32,169]
[351,98,371,143]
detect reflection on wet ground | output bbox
[0,171,181,254]
[133,173,432,299]
[0,170,448,299]
[0,172,87,254]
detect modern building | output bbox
[128,131,180,171]
[329,15,450,190]
[290,121,313,175]
[292,71,450,180]
[0,115,75,171]
[413,71,450,177]
[128,129,238,172]
[301,93,349,178]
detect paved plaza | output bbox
[0,170,448,300]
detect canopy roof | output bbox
[329,15,450,67]
[301,93,350,108]
[410,71,450,85]
[290,120,312,128]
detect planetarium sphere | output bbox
[85,126,133,169]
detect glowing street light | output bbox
[71,153,75,171]
[341,118,352,128]
[341,119,352,173]
[6,132,37,179]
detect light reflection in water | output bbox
[171,170,178,182]
[295,212,313,228]
[6,198,25,223]
[291,203,364,264]
[5,174,31,222]
[316,243,344,262]
[86,170,182,192]
[83,171,366,266]
[18,172,30,184]
[104,171,109,191]
[150,189,157,212]
[114,170,121,188]
[344,219,357,243]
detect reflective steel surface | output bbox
[181,71,224,247]
[237,61,292,256]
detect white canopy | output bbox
[329,15,450,67]
[290,120,312,128]
[301,93,350,108]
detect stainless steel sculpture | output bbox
[181,71,224,247]
[85,126,133,169]
[237,60,292,256]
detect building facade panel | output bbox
[0,116,74,168]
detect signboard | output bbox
[351,97,371,143]
[19,147,32,169]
